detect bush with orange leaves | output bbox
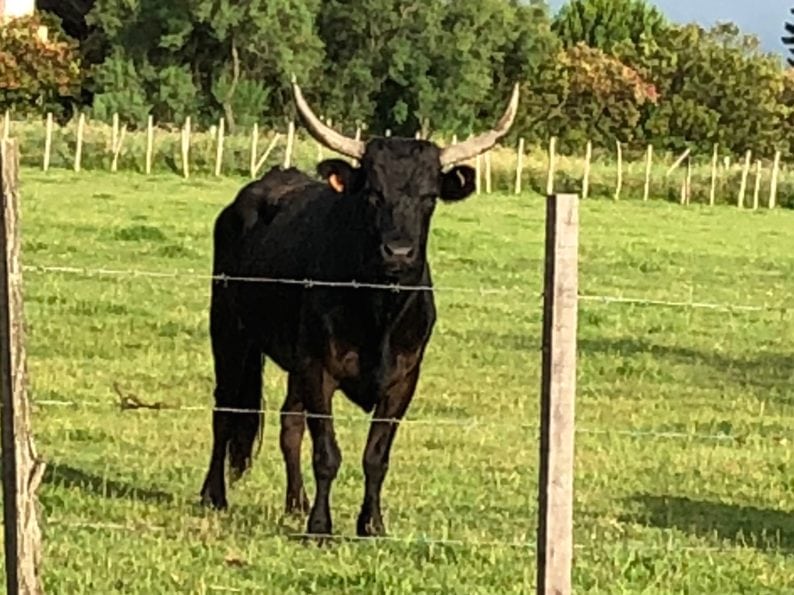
[0,13,83,118]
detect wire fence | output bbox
[19,255,794,587]
[28,397,794,447]
[24,263,791,314]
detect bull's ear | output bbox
[440,166,476,202]
[317,159,362,194]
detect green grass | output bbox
[7,167,794,593]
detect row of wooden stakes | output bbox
[1,111,784,207]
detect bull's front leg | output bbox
[295,360,342,537]
[357,349,422,537]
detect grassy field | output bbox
[6,165,794,593]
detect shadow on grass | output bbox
[621,494,794,553]
[578,337,794,403]
[43,462,174,504]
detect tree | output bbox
[0,13,84,118]
[783,8,794,67]
[86,0,325,128]
[316,0,559,137]
[643,23,787,157]
[552,0,668,57]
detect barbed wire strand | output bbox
[30,398,792,445]
[23,263,790,314]
[46,519,784,556]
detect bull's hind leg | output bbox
[280,375,310,515]
[200,292,258,509]
[228,349,265,483]
[357,350,422,537]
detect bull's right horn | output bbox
[292,77,366,160]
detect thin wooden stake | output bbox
[769,150,781,209]
[686,156,692,205]
[2,111,9,141]
[546,137,557,196]
[666,148,691,176]
[709,144,718,207]
[643,145,653,202]
[42,113,53,172]
[181,116,191,179]
[614,141,622,200]
[111,112,119,154]
[475,154,482,195]
[111,125,126,173]
[145,115,154,175]
[214,117,225,177]
[1,139,45,595]
[515,138,525,195]
[485,152,492,194]
[284,120,295,169]
[752,160,762,211]
[738,150,751,209]
[254,134,283,178]
[74,113,85,173]
[250,123,259,179]
[582,141,592,200]
[537,192,578,595]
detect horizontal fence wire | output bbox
[21,264,791,314]
[47,519,787,558]
[29,398,792,446]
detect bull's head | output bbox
[292,80,520,279]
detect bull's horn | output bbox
[439,83,520,167]
[292,78,365,160]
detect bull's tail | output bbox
[227,351,265,484]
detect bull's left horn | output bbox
[292,78,365,160]
[439,83,520,167]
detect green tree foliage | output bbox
[644,23,787,157]
[0,13,83,118]
[552,0,667,57]
[7,1,793,160]
[542,43,658,150]
[85,0,324,129]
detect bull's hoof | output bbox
[356,513,385,538]
[199,484,228,511]
[306,511,333,541]
[285,488,311,517]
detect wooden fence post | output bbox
[752,160,762,211]
[709,144,718,207]
[145,115,154,176]
[475,154,482,195]
[581,141,592,200]
[643,144,653,202]
[614,141,622,201]
[214,117,225,177]
[546,137,557,196]
[284,120,295,169]
[485,152,493,195]
[537,192,578,595]
[74,113,85,173]
[515,138,525,195]
[1,139,45,595]
[738,150,751,208]
[769,150,781,209]
[42,113,53,172]
[181,116,191,179]
[2,111,9,141]
[250,123,259,179]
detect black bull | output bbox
[200,81,521,538]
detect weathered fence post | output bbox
[514,137,525,195]
[537,193,578,595]
[1,139,45,595]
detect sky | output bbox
[548,0,790,61]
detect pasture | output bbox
[10,166,794,593]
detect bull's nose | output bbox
[381,242,416,264]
